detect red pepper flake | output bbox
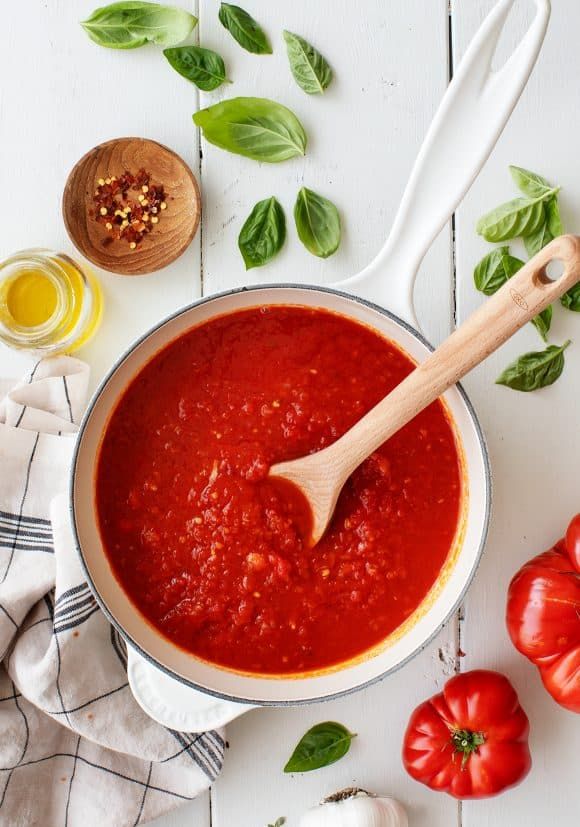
[92,169,168,249]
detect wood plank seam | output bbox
[447,5,462,825]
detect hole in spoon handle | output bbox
[511,234,580,311]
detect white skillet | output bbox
[71,0,551,730]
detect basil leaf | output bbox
[523,209,553,258]
[218,3,271,54]
[294,187,341,258]
[238,197,286,269]
[283,31,333,95]
[284,722,356,773]
[473,246,551,340]
[531,305,552,342]
[81,1,196,49]
[473,246,523,295]
[268,820,286,827]
[193,97,306,162]
[509,165,554,199]
[523,195,563,257]
[561,283,580,311]
[496,340,570,392]
[546,196,564,237]
[476,194,556,243]
[164,46,229,91]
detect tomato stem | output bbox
[451,728,485,768]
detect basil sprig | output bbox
[81,1,197,49]
[218,3,271,54]
[283,31,333,95]
[193,97,307,162]
[476,165,560,243]
[294,187,341,257]
[164,46,229,91]
[496,341,570,392]
[267,820,286,827]
[474,165,578,387]
[507,165,563,257]
[238,197,286,269]
[284,721,356,773]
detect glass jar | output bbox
[0,249,103,355]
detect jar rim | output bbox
[0,249,101,355]
[0,251,70,338]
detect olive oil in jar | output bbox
[0,249,103,355]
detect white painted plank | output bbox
[151,790,211,827]
[0,0,202,392]
[199,2,458,826]
[453,1,580,824]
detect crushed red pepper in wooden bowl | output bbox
[91,168,167,249]
[63,137,201,275]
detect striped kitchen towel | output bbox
[0,357,224,827]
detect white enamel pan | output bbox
[71,0,551,730]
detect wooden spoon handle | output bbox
[334,234,580,478]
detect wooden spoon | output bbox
[270,235,580,545]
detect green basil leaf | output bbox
[283,31,333,95]
[283,722,356,773]
[496,340,570,392]
[561,283,580,311]
[473,246,524,295]
[531,305,552,342]
[294,187,341,258]
[267,819,286,827]
[473,246,551,340]
[164,46,229,91]
[476,193,556,243]
[193,97,306,162]
[523,210,553,258]
[509,165,554,199]
[238,197,286,269]
[218,3,271,54]
[523,194,563,257]
[81,1,196,49]
[546,196,564,237]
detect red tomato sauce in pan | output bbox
[96,306,463,674]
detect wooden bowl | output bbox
[63,137,201,276]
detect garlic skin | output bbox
[299,788,408,827]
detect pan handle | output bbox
[127,646,258,731]
[334,0,550,330]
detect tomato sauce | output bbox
[96,306,463,674]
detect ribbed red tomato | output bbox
[506,514,580,713]
[402,670,531,799]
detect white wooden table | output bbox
[2,2,579,825]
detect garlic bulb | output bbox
[299,788,408,827]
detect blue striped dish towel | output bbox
[0,357,224,826]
